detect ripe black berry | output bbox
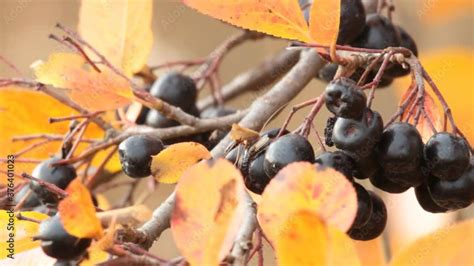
[351,153,379,180]
[337,0,367,44]
[30,157,77,204]
[376,122,424,173]
[415,182,448,213]
[324,77,367,119]
[428,162,474,210]
[424,132,470,181]
[314,151,355,180]
[149,72,197,111]
[350,182,373,229]
[260,128,290,139]
[348,191,387,241]
[370,169,411,193]
[246,153,272,194]
[352,14,398,50]
[324,116,336,147]
[14,186,40,209]
[332,108,384,159]
[146,105,200,129]
[264,134,315,177]
[118,135,165,178]
[35,214,91,260]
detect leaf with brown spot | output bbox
[171,159,247,265]
[58,179,103,239]
[151,142,211,184]
[258,162,357,245]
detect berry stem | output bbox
[277,97,321,138]
[16,212,42,224]
[21,172,68,199]
[49,111,103,124]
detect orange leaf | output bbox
[171,159,247,265]
[390,220,474,266]
[394,49,474,144]
[58,179,103,239]
[0,86,108,185]
[354,238,386,266]
[182,0,311,42]
[309,0,341,46]
[151,142,211,184]
[0,211,49,258]
[258,162,357,245]
[275,209,360,266]
[78,0,153,77]
[33,52,133,111]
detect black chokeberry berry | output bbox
[35,214,91,260]
[415,182,448,213]
[145,109,179,128]
[424,132,470,181]
[370,169,411,193]
[324,116,336,147]
[246,153,272,194]
[350,183,373,229]
[263,134,315,177]
[149,71,197,111]
[351,14,399,50]
[348,191,387,241]
[14,185,41,209]
[30,157,77,204]
[351,153,379,180]
[325,77,367,119]
[337,0,367,44]
[314,151,355,180]
[260,128,290,139]
[118,135,165,178]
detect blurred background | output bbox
[1,0,473,263]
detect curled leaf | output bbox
[171,159,246,265]
[151,142,211,184]
[58,179,103,239]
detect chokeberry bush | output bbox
[0,0,473,265]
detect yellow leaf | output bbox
[151,142,211,184]
[309,0,340,46]
[182,0,311,42]
[171,159,247,265]
[390,220,474,266]
[354,238,386,266]
[33,52,133,111]
[0,247,56,265]
[78,0,153,76]
[394,49,474,144]
[80,246,109,266]
[0,211,49,258]
[258,162,358,245]
[58,179,103,239]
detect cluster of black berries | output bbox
[312,0,418,87]
[320,77,473,240]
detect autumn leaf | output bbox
[171,159,246,265]
[183,0,311,42]
[33,52,133,111]
[354,238,386,266]
[0,211,49,258]
[258,162,357,245]
[275,209,360,266]
[58,179,103,239]
[230,124,259,142]
[151,142,211,184]
[309,0,341,46]
[395,49,474,144]
[390,219,474,266]
[78,0,153,77]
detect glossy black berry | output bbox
[415,182,448,213]
[332,108,384,159]
[14,185,41,209]
[260,128,290,139]
[149,72,197,111]
[30,157,77,204]
[350,183,373,229]
[118,135,165,178]
[376,122,424,173]
[351,153,379,180]
[348,191,387,241]
[246,153,272,194]
[428,162,474,210]
[264,134,315,177]
[146,104,200,129]
[314,151,355,180]
[325,77,367,119]
[370,169,411,193]
[324,116,336,147]
[337,0,367,44]
[352,14,399,50]
[384,26,418,78]
[35,214,91,260]
[424,132,470,181]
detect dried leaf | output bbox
[33,52,133,111]
[230,124,259,142]
[58,179,103,239]
[171,159,246,265]
[354,238,386,266]
[183,0,311,42]
[390,220,474,266]
[309,0,341,46]
[258,162,357,245]
[151,142,211,184]
[0,211,49,258]
[78,0,153,76]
